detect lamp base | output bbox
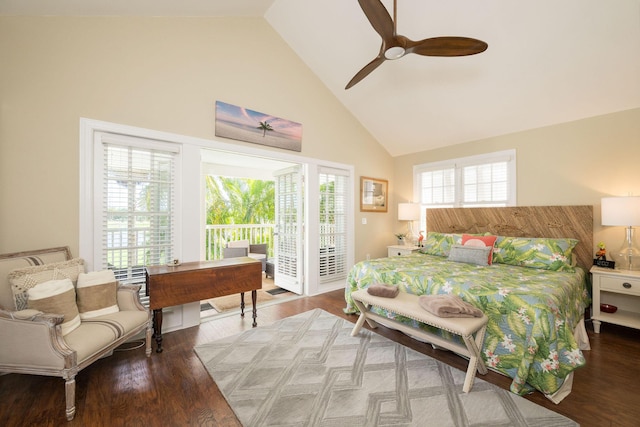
[406,221,416,246]
[615,226,640,271]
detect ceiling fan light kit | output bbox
[384,46,405,59]
[346,0,488,89]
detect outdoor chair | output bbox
[224,240,267,272]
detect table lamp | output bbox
[601,196,640,270]
[398,202,421,244]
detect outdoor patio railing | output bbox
[205,224,275,260]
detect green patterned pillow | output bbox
[419,232,464,257]
[492,236,578,271]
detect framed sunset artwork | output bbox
[215,101,302,152]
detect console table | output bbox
[146,257,262,352]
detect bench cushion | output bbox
[351,289,487,336]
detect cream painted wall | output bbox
[393,108,640,256]
[2,16,638,265]
[0,17,393,260]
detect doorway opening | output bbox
[199,149,303,319]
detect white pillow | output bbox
[76,270,119,319]
[27,279,81,336]
[228,240,250,249]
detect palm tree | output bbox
[205,176,275,259]
[257,120,274,137]
[205,176,274,225]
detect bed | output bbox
[345,206,593,403]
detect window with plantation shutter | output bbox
[414,150,516,230]
[462,161,508,206]
[101,138,177,306]
[318,167,348,283]
[418,167,456,206]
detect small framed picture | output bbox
[360,176,388,212]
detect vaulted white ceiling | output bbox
[3,0,640,156]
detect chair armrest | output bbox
[0,308,75,369]
[249,243,267,255]
[5,308,45,320]
[116,284,146,311]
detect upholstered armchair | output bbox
[0,247,152,421]
[224,240,267,271]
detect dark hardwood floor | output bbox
[1,289,639,426]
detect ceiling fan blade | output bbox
[358,0,395,43]
[406,36,488,57]
[345,55,386,89]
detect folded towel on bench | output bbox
[367,284,399,298]
[418,294,483,318]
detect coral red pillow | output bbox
[462,234,497,265]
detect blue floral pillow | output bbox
[492,236,578,272]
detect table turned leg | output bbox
[153,308,163,353]
[240,292,245,317]
[251,289,257,327]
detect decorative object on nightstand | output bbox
[394,233,407,245]
[387,245,420,257]
[599,303,617,313]
[593,241,615,269]
[601,196,640,270]
[590,266,640,333]
[398,202,420,244]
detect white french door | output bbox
[318,167,349,284]
[273,165,304,294]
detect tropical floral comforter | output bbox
[344,253,590,397]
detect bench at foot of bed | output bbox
[350,289,488,393]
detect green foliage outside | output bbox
[205,176,275,259]
[205,176,275,225]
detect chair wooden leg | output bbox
[65,376,76,421]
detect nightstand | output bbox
[590,266,640,333]
[387,245,420,257]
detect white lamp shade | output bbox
[398,203,421,221]
[601,197,640,226]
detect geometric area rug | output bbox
[194,309,579,427]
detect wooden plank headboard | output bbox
[426,206,594,271]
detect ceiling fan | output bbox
[345,0,488,89]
